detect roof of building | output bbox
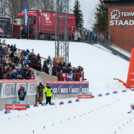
[103,0,134,7]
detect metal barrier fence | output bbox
[56,72,84,81]
[11,23,110,44]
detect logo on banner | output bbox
[58,85,63,93]
[111,9,121,19]
[44,13,50,21]
[79,85,83,92]
[5,104,27,110]
[41,13,52,24]
[69,85,73,93]
[110,9,134,26]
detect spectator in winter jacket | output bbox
[78,30,81,42]
[48,63,53,76]
[47,56,51,64]
[18,86,26,101]
[67,71,73,81]
[43,60,48,74]
[37,82,44,104]
[25,49,30,56]
[11,70,17,79]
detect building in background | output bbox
[104,0,134,52]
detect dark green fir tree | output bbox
[73,0,84,31]
[93,0,108,36]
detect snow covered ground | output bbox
[0,39,133,134]
[1,91,134,134]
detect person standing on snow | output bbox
[18,86,26,101]
[44,84,52,104]
[37,82,44,104]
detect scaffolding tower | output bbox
[55,0,69,64]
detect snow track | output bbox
[0,91,134,134]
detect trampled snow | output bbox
[0,39,133,134]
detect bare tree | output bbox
[0,0,8,15]
[35,0,55,11]
[4,0,38,20]
[5,0,20,20]
[0,0,56,21]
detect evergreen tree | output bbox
[73,0,83,31]
[93,0,108,36]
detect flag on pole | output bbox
[23,2,28,33]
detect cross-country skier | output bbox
[128,104,134,113]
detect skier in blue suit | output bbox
[128,104,134,113]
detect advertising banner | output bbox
[5,104,27,110]
[23,2,28,33]
[27,83,37,96]
[1,83,15,98]
[0,80,37,98]
[45,81,89,94]
[78,95,93,99]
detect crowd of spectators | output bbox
[0,40,34,79]
[0,39,84,81]
[74,29,105,43]
[43,57,84,81]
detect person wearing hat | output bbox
[37,82,44,104]
[18,86,26,101]
[44,83,52,104]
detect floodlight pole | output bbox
[55,0,69,64]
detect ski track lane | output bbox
[0,92,134,134]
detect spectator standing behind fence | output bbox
[18,86,26,101]
[74,30,78,41]
[37,82,44,104]
[43,60,48,74]
[48,62,53,75]
[67,71,73,81]
[100,33,104,42]
[44,84,52,105]
[93,32,96,41]
[78,30,81,42]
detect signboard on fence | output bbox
[78,95,93,99]
[53,57,64,63]
[5,104,27,110]
[0,80,37,98]
[45,81,89,94]
[5,100,27,110]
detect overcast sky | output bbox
[70,0,99,30]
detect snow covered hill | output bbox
[0,39,133,134]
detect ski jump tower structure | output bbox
[55,0,69,64]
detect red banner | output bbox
[78,95,93,99]
[0,79,37,83]
[45,81,89,84]
[5,104,27,110]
